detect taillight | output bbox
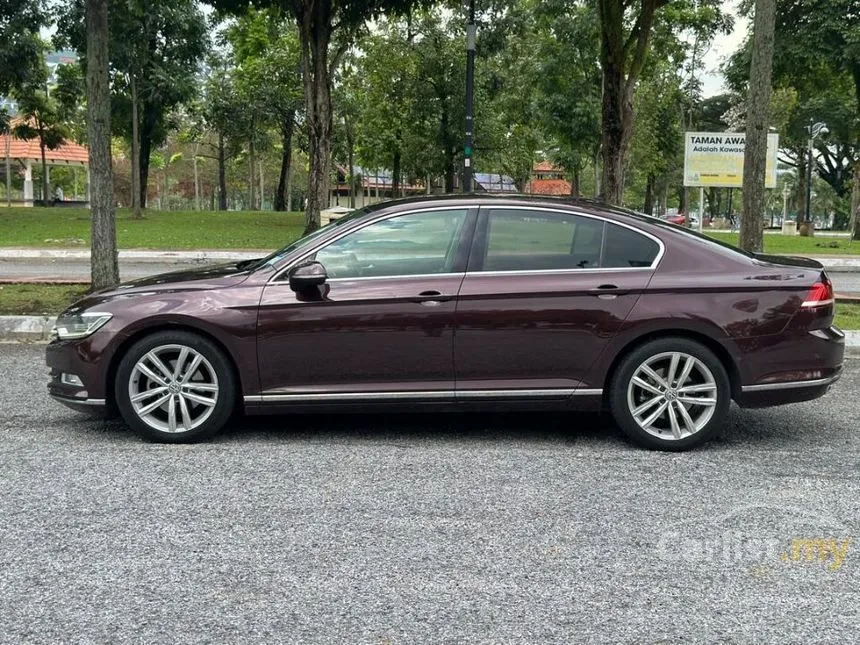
[801,279,834,308]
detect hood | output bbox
[98,260,260,295]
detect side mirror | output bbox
[289,261,328,292]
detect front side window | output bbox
[481,209,605,271]
[313,209,469,279]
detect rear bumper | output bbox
[732,326,844,408]
[735,370,842,408]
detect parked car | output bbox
[47,195,844,450]
[661,213,700,227]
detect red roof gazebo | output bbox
[1,131,89,206]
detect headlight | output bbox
[52,312,113,340]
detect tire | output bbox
[115,330,236,443]
[609,337,731,451]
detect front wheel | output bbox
[115,331,236,443]
[609,338,731,451]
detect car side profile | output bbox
[46,195,845,450]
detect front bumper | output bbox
[49,392,107,416]
[46,334,113,412]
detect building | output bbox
[330,165,426,208]
[524,161,572,196]
[473,173,518,193]
[1,129,90,206]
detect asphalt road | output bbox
[1,344,858,644]
[3,257,860,295]
[0,257,229,282]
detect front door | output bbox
[454,206,660,395]
[257,207,474,399]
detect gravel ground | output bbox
[1,345,858,644]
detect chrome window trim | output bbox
[325,272,465,284]
[471,204,666,274]
[245,388,603,403]
[268,205,474,284]
[740,373,841,393]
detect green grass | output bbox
[0,284,89,315]
[836,303,860,330]
[0,207,305,250]
[708,232,860,256]
[2,283,859,329]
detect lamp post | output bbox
[805,121,828,228]
[463,0,476,193]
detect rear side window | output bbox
[603,223,660,268]
[474,209,660,271]
[481,210,605,271]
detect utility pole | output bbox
[463,0,476,193]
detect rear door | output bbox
[453,206,661,396]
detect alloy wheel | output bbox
[128,344,220,434]
[626,351,718,441]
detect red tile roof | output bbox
[0,134,88,165]
[525,178,572,196]
[533,161,558,172]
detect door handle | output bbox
[589,284,628,299]
[412,290,450,306]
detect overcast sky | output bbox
[700,1,748,97]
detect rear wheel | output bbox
[115,331,236,443]
[609,337,731,451]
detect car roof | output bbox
[371,193,664,228]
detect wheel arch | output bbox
[105,323,245,415]
[601,329,742,407]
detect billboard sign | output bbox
[684,132,779,189]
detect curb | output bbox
[0,315,55,342]
[2,314,860,348]
[0,248,263,264]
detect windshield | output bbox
[253,207,371,269]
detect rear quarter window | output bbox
[603,224,660,268]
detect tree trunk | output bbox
[162,157,169,210]
[138,103,157,209]
[346,120,355,208]
[86,0,119,290]
[130,75,142,219]
[570,168,580,197]
[248,136,256,210]
[286,163,292,212]
[217,132,227,211]
[593,149,601,198]
[851,158,860,241]
[296,2,334,234]
[275,112,295,211]
[259,156,265,209]
[739,0,776,253]
[597,0,663,205]
[643,174,655,215]
[192,141,200,211]
[4,134,10,207]
[392,150,401,200]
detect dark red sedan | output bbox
[47,196,844,450]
